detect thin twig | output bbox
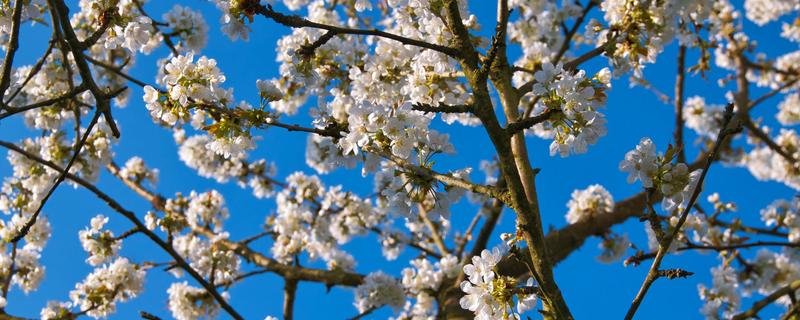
[624,104,737,320]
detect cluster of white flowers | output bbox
[339,101,455,162]
[684,96,728,138]
[761,197,800,242]
[270,172,381,270]
[79,215,121,266]
[69,258,146,318]
[373,161,468,224]
[172,234,241,283]
[354,271,406,313]
[460,245,539,319]
[40,301,72,320]
[210,0,254,41]
[743,0,797,25]
[168,281,223,320]
[144,52,259,159]
[395,255,459,318]
[597,0,714,75]
[104,16,162,53]
[0,238,47,293]
[119,156,159,186]
[620,138,702,211]
[7,50,86,130]
[163,5,209,52]
[525,63,609,157]
[185,190,229,232]
[597,233,630,263]
[698,264,741,319]
[177,132,277,198]
[778,93,800,126]
[69,0,161,54]
[565,184,615,224]
[744,128,800,190]
[508,0,581,72]
[747,249,800,296]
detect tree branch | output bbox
[0,140,246,320]
[255,5,459,57]
[623,104,737,320]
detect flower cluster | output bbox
[698,265,741,319]
[168,281,224,320]
[620,138,702,211]
[460,245,538,319]
[269,172,382,270]
[684,96,728,139]
[761,197,800,242]
[163,5,209,53]
[69,258,146,318]
[597,233,630,263]
[354,271,406,313]
[597,0,714,75]
[177,132,277,198]
[173,234,241,283]
[144,53,263,160]
[744,128,800,190]
[395,255,459,318]
[778,93,800,126]
[79,215,122,266]
[565,184,615,224]
[118,156,159,186]
[525,63,609,157]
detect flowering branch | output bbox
[0,0,24,106]
[104,162,372,288]
[623,103,737,320]
[255,5,460,57]
[0,140,246,320]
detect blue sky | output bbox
[1,1,797,319]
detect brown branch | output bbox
[506,108,558,134]
[626,241,800,266]
[0,83,90,120]
[675,45,687,163]
[623,104,736,320]
[0,0,24,105]
[411,103,474,114]
[283,278,298,320]
[552,0,597,64]
[744,118,798,164]
[747,78,799,112]
[733,280,800,320]
[255,5,459,57]
[139,311,162,320]
[49,0,120,137]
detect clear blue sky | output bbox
[1,1,796,319]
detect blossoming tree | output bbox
[0,0,799,319]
